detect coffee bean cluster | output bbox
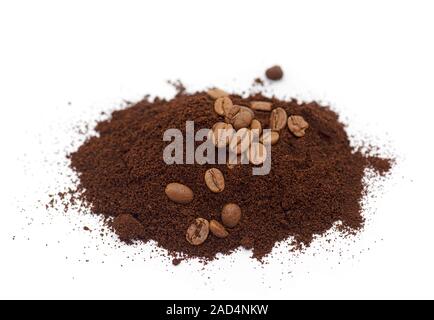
[165,88,309,246]
[183,203,242,245]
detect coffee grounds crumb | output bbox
[167,80,186,96]
[240,236,255,250]
[111,214,146,244]
[367,156,393,176]
[83,226,91,232]
[172,258,183,266]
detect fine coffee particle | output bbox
[221,203,242,228]
[165,183,194,204]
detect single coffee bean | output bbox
[214,101,224,116]
[260,131,279,145]
[287,115,309,137]
[223,103,240,120]
[230,128,252,155]
[186,218,209,245]
[112,214,145,241]
[214,96,233,116]
[249,142,267,165]
[270,107,288,131]
[211,122,234,147]
[209,220,229,238]
[165,183,194,204]
[265,65,284,81]
[241,106,255,118]
[250,119,262,136]
[250,101,272,111]
[221,203,242,228]
[230,107,254,129]
[207,88,229,99]
[204,168,225,193]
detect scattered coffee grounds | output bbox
[265,65,284,80]
[69,88,392,261]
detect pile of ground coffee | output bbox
[69,86,392,262]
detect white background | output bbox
[0,0,433,300]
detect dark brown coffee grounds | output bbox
[69,91,392,261]
[111,214,146,244]
[367,156,393,176]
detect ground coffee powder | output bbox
[69,89,392,262]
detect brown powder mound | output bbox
[69,91,392,260]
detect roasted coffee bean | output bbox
[207,88,229,99]
[265,65,284,80]
[242,106,255,118]
[287,115,309,137]
[260,131,279,145]
[211,122,234,147]
[209,220,229,238]
[250,119,262,136]
[186,218,209,245]
[250,101,272,111]
[204,168,225,193]
[230,107,254,129]
[249,142,267,165]
[165,183,194,204]
[221,203,242,228]
[230,128,252,154]
[223,103,240,120]
[270,107,287,131]
[214,96,233,116]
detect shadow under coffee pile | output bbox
[69,91,392,261]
